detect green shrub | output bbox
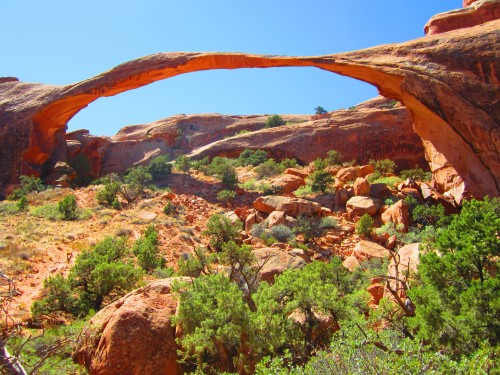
[175,155,191,174]
[279,158,298,169]
[8,175,46,200]
[293,216,337,243]
[190,156,210,172]
[17,196,29,211]
[217,189,236,204]
[31,204,61,220]
[96,179,122,207]
[265,114,286,128]
[412,203,450,227]
[356,214,374,237]
[369,159,397,175]
[132,225,165,272]
[238,149,268,167]
[0,202,21,215]
[400,168,431,181]
[148,155,172,180]
[255,159,285,179]
[310,170,334,193]
[163,201,177,215]
[326,149,343,166]
[269,225,295,243]
[203,213,242,251]
[58,195,78,220]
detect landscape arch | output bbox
[0,19,498,202]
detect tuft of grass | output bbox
[294,184,313,197]
[30,203,93,221]
[0,202,21,215]
[371,176,403,188]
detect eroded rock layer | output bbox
[1,19,499,201]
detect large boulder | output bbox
[253,247,306,283]
[352,240,392,262]
[336,166,361,182]
[381,200,410,232]
[270,174,306,194]
[74,279,184,375]
[253,195,321,217]
[346,196,382,217]
[353,177,370,196]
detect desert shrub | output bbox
[408,197,500,354]
[269,225,295,243]
[152,266,175,279]
[400,168,431,181]
[175,155,191,174]
[208,157,238,189]
[369,158,397,175]
[33,237,142,317]
[148,155,172,180]
[279,158,298,169]
[203,213,242,251]
[265,114,286,128]
[255,159,285,179]
[0,202,21,215]
[262,184,283,196]
[96,179,122,207]
[326,149,343,166]
[132,225,166,273]
[124,166,152,192]
[294,184,313,197]
[412,203,450,227]
[177,247,215,277]
[58,195,78,220]
[163,201,177,215]
[238,149,268,167]
[30,204,61,220]
[217,189,236,204]
[17,196,29,211]
[8,175,46,200]
[310,170,334,193]
[293,216,337,243]
[190,156,210,172]
[370,175,403,188]
[356,214,374,237]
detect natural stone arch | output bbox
[0,19,498,202]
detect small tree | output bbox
[96,180,122,208]
[175,155,191,175]
[8,175,46,200]
[148,155,172,180]
[369,159,397,175]
[265,115,286,128]
[58,195,78,220]
[203,213,242,251]
[16,196,29,211]
[217,189,236,204]
[314,106,327,115]
[326,149,343,166]
[132,225,165,272]
[310,170,334,193]
[293,216,337,244]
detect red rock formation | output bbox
[425,0,500,35]
[464,0,479,6]
[1,19,499,201]
[74,278,182,375]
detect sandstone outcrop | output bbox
[1,17,499,201]
[253,247,306,283]
[381,200,410,232]
[74,279,181,375]
[425,0,500,35]
[346,196,382,217]
[352,240,392,262]
[253,195,322,217]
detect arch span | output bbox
[0,19,499,201]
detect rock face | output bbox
[425,0,500,35]
[74,279,181,375]
[1,18,499,201]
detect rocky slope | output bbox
[64,97,426,178]
[0,8,499,202]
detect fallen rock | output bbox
[336,167,361,182]
[270,174,306,194]
[285,168,309,179]
[381,200,409,232]
[253,247,306,283]
[359,164,375,177]
[253,195,321,217]
[266,210,287,228]
[334,188,351,211]
[353,177,370,196]
[346,196,382,217]
[342,255,360,271]
[74,278,183,375]
[352,240,392,261]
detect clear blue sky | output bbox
[1,1,459,136]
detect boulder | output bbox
[245,212,257,233]
[369,183,391,199]
[381,200,410,232]
[342,255,360,271]
[353,177,370,196]
[346,196,382,217]
[253,195,321,217]
[270,174,306,194]
[336,166,361,182]
[74,278,183,375]
[352,240,392,261]
[253,247,306,283]
[266,210,287,228]
[359,164,375,177]
[285,168,309,179]
[334,188,351,211]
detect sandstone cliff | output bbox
[1,14,499,202]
